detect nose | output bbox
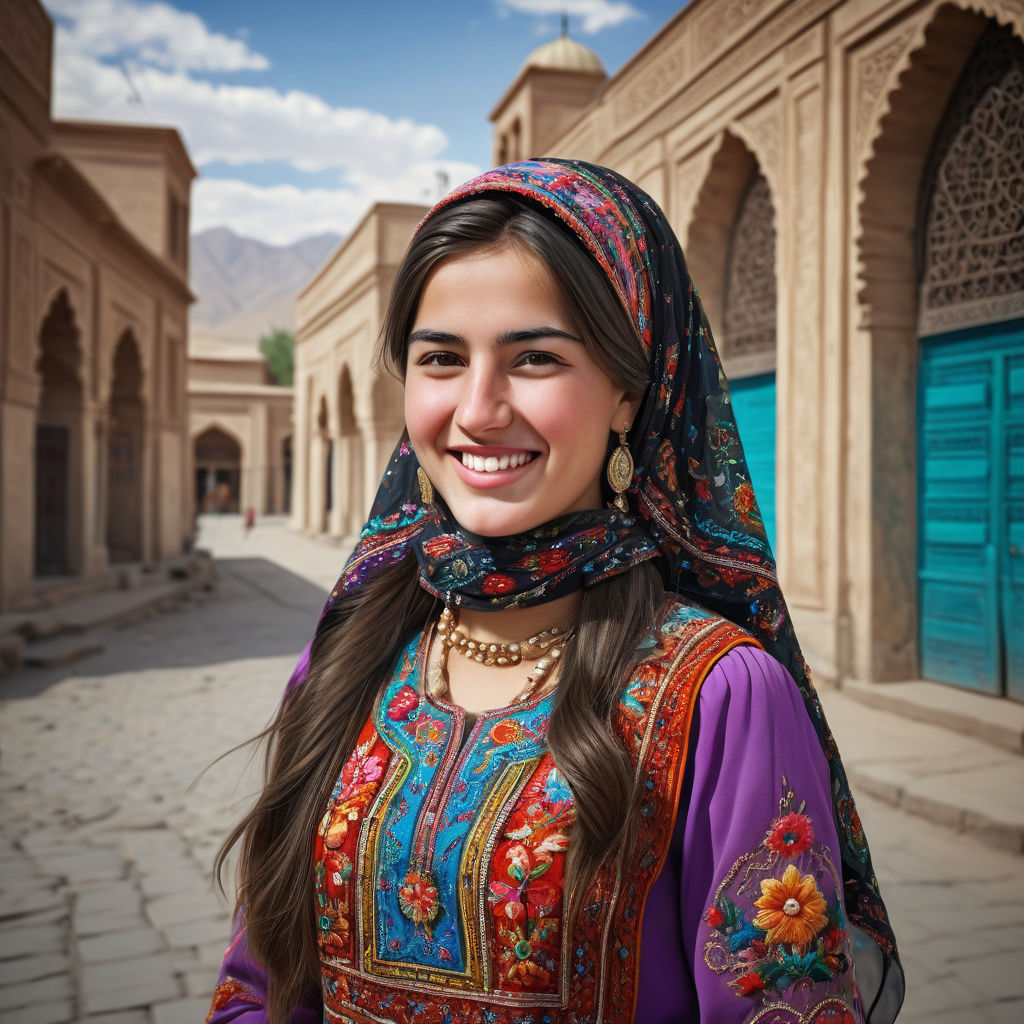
[454,362,513,435]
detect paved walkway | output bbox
[0,515,1020,1023]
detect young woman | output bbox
[207,161,904,1024]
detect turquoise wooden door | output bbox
[918,320,1024,701]
[729,373,776,550]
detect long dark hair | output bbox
[215,196,665,1023]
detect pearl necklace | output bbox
[436,605,571,666]
[432,608,573,704]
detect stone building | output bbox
[0,0,195,611]
[293,204,423,539]
[293,0,1023,703]
[188,334,294,517]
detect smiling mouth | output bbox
[455,451,538,473]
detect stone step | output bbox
[840,676,1024,756]
[821,685,1024,855]
[22,633,105,668]
[51,581,189,634]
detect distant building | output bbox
[0,0,195,611]
[293,204,424,538]
[188,334,293,517]
[296,0,1024,702]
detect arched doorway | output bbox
[318,396,331,533]
[337,366,363,537]
[687,134,779,549]
[916,22,1024,700]
[282,435,293,515]
[35,290,83,576]
[107,331,144,563]
[194,426,242,513]
[721,168,778,548]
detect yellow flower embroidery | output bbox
[753,863,827,949]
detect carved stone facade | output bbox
[0,0,195,611]
[294,0,1024,696]
[293,204,422,540]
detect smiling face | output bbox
[404,244,637,538]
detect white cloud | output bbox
[46,0,268,72]
[193,160,480,246]
[46,0,480,242]
[497,0,642,34]
[53,41,447,174]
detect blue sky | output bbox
[44,0,686,244]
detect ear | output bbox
[609,393,642,434]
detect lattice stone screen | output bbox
[722,170,777,362]
[919,24,1024,336]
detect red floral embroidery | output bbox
[736,972,764,995]
[704,906,724,927]
[398,869,442,936]
[765,811,815,858]
[481,573,515,594]
[386,684,418,721]
[489,718,524,745]
[422,535,461,557]
[514,550,570,574]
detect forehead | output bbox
[413,245,570,326]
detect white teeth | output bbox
[460,452,533,472]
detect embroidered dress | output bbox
[209,603,864,1024]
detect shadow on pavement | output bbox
[1,556,328,701]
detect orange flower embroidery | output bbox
[753,864,827,949]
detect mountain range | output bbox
[189,227,342,347]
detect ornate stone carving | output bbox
[697,0,771,57]
[918,23,1024,335]
[611,44,688,135]
[608,0,830,149]
[855,28,916,151]
[738,98,782,191]
[722,171,777,359]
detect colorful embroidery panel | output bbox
[703,781,862,1024]
[314,601,758,1024]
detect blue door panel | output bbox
[728,373,776,551]
[919,318,1024,702]
[1003,350,1024,701]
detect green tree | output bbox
[259,327,294,386]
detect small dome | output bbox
[520,34,605,75]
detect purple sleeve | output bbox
[206,916,321,1023]
[636,645,864,1022]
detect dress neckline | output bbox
[414,622,554,721]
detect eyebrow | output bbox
[407,326,583,346]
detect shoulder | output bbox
[639,594,761,678]
[614,596,761,745]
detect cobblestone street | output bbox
[1,515,1021,1023]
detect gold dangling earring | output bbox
[606,426,634,513]
[417,467,434,505]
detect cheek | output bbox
[404,380,448,454]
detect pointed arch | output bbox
[193,423,244,514]
[107,330,145,562]
[35,289,84,576]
